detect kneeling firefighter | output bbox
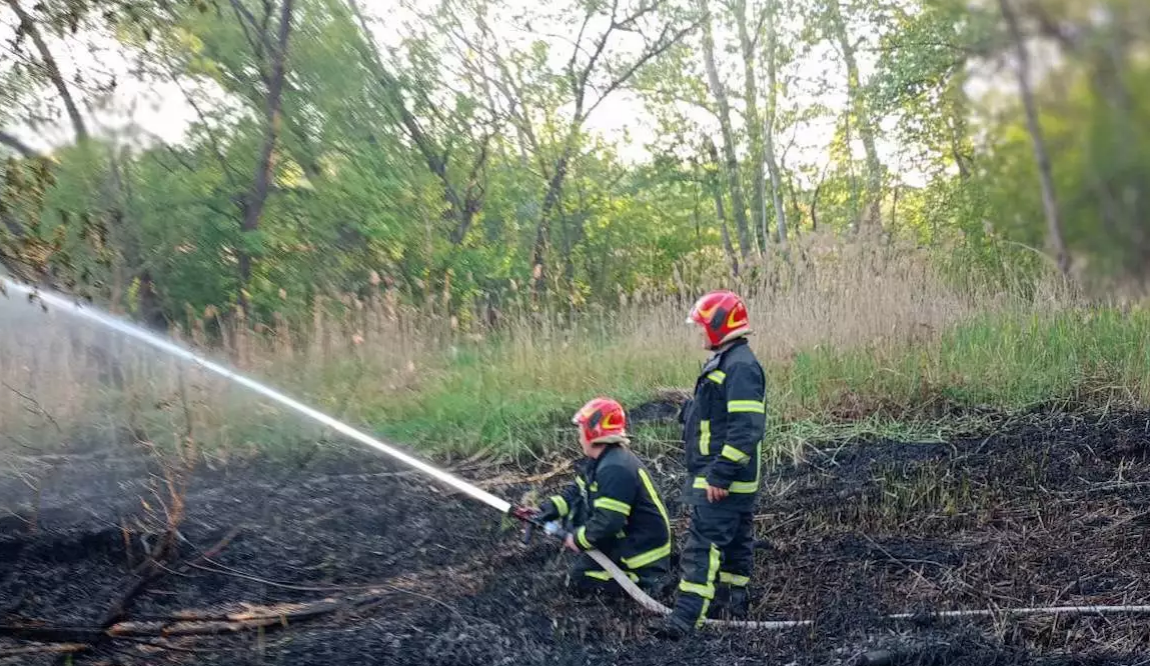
[532,397,673,595]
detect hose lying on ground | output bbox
[585,549,809,629]
[584,549,1150,630]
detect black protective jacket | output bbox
[679,337,767,512]
[540,445,672,573]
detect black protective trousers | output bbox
[567,545,670,596]
[668,503,754,627]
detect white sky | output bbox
[0,0,1025,189]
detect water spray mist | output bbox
[0,276,511,513]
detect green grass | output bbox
[17,302,1148,467]
[361,305,1150,460]
[363,336,696,460]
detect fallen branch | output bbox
[0,642,89,658]
[111,635,209,655]
[0,625,104,643]
[101,525,241,629]
[1,588,396,646]
[16,527,246,663]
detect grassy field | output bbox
[363,305,1150,460]
[3,237,1149,465]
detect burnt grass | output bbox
[2,408,1150,665]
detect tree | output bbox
[4,0,89,143]
[998,0,1069,276]
[697,0,752,258]
[348,0,492,250]
[523,0,698,292]
[234,0,297,314]
[824,0,882,233]
[733,0,768,252]
[5,0,1148,329]
[704,136,741,274]
[760,0,788,249]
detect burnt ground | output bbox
[2,409,1150,665]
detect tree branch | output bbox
[3,381,62,432]
[0,130,38,157]
[584,17,702,118]
[4,0,88,142]
[226,0,270,61]
[750,3,769,51]
[613,0,663,32]
[164,60,242,185]
[567,6,597,83]
[347,0,486,245]
[573,0,620,111]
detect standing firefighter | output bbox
[532,397,673,595]
[657,289,767,638]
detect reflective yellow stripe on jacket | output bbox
[620,468,673,570]
[693,439,763,493]
[593,497,632,515]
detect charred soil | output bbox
[2,409,1150,665]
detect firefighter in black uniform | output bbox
[533,397,673,595]
[657,289,767,637]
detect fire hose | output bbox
[510,507,1150,629]
[508,510,1150,630]
[508,506,809,629]
[6,276,1150,632]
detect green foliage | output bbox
[0,0,1147,345]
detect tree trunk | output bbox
[890,182,899,230]
[108,151,167,329]
[0,131,37,157]
[530,145,573,296]
[706,138,740,276]
[561,183,590,297]
[826,0,881,232]
[734,0,767,254]
[762,0,788,250]
[697,0,752,259]
[5,0,88,144]
[778,149,801,238]
[238,0,295,315]
[946,69,973,181]
[999,0,1069,276]
[810,163,830,233]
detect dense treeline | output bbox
[0,0,1147,331]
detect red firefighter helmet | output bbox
[572,397,627,444]
[687,289,751,348]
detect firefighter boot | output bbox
[706,585,731,619]
[649,613,693,640]
[727,586,749,619]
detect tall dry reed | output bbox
[0,234,1089,459]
